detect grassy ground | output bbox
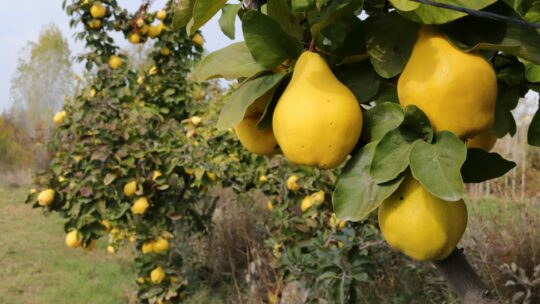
[0,187,136,304]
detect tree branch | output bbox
[434,248,498,304]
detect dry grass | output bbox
[463,197,540,303]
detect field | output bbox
[0,186,135,304]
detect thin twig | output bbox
[408,0,540,30]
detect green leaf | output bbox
[242,11,303,70]
[365,13,418,79]
[389,0,419,11]
[103,173,116,186]
[521,59,540,82]
[361,102,404,142]
[441,3,540,65]
[217,73,285,130]
[399,0,496,24]
[187,0,226,35]
[267,0,303,40]
[370,128,417,183]
[219,4,241,40]
[310,0,363,38]
[528,108,540,146]
[492,85,519,137]
[409,131,466,201]
[172,0,195,31]
[524,2,540,34]
[334,60,381,103]
[292,0,314,12]
[461,149,516,183]
[193,42,266,81]
[333,142,404,222]
[400,105,434,143]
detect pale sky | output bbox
[0,0,242,112]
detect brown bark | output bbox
[434,248,498,304]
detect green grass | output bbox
[0,187,136,304]
[467,196,540,222]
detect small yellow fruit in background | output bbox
[101,220,112,231]
[73,155,83,163]
[136,18,145,28]
[129,235,136,243]
[142,241,154,254]
[152,237,170,253]
[137,277,145,284]
[107,245,116,254]
[53,111,67,125]
[207,172,217,182]
[160,47,170,56]
[89,88,96,98]
[137,76,145,85]
[157,10,167,20]
[38,189,55,206]
[148,26,159,38]
[90,2,106,18]
[66,230,82,248]
[266,200,274,212]
[131,197,149,215]
[58,176,66,183]
[378,176,468,261]
[184,168,194,175]
[149,66,158,76]
[190,116,202,126]
[129,33,141,44]
[150,266,166,284]
[124,180,137,197]
[259,175,268,182]
[110,227,119,235]
[286,175,299,192]
[109,55,122,69]
[152,171,162,181]
[273,51,363,169]
[466,131,498,151]
[311,190,325,206]
[29,188,37,194]
[191,33,204,47]
[235,93,278,155]
[88,19,102,29]
[398,27,497,139]
[300,196,313,212]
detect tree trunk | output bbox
[434,249,498,304]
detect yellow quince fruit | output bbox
[129,33,141,44]
[398,27,497,139]
[131,197,149,215]
[66,230,82,248]
[109,55,122,69]
[156,10,167,21]
[191,33,204,47]
[300,196,313,212]
[465,131,497,151]
[88,19,102,29]
[235,93,278,155]
[123,180,137,197]
[152,237,170,253]
[273,51,363,169]
[160,47,170,56]
[90,2,106,18]
[152,171,162,181]
[38,189,55,206]
[378,176,468,261]
[150,266,166,284]
[142,241,154,254]
[286,175,299,192]
[53,111,67,125]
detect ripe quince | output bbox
[235,93,279,155]
[466,131,497,151]
[378,176,467,261]
[273,51,363,169]
[398,27,497,139]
